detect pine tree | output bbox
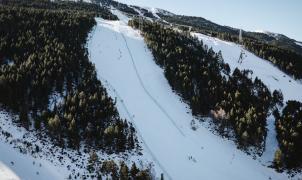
[130,163,139,178]
[48,115,60,131]
[273,149,283,170]
[119,162,129,180]
[87,151,99,173]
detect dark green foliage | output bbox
[129,19,274,149]
[0,2,136,152]
[159,14,302,79]
[119,162,129,180]
[1,0,118,20]
[159,15,236,35]
[87,151,99,173]
[275,101,302,168]
[219,73,273,147]
[241,39,302,79]
[99,160,152,180]
[95,0,139,16]
[85,153,152,179]
[130,163,139,178]
[273,148,283,171]
[272,89,284,107]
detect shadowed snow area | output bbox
[0,162,20,180]
[0,141,62,180]
[0,112,67,180]
[87,10,289,179]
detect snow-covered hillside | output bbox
[296,41,302,47]
[0,103,149,180]
[87,9,292,180]
[193,32,302,178]
[193,33,302,103]
[0,111,66,180]
[1,4,301,180]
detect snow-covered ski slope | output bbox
[193,33,302,102]
[88,10,290,180]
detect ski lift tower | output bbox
[238,29,245,64]
[239,29,243,44]
[138,15,142,30]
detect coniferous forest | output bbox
[274,101,302,169]
[1,0,302,178]
[0,1,154,178]
[0,1,136,151]
[129,18,302,168]
[240,38,302,80]
[129,19,276,149]
[159,15,302,79]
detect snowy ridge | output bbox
[155,8,175,16]
[87,9,291,179]
[254,30,281,40]
[296,41,302,47]
[141,7,161,19]
[129,6,161,22]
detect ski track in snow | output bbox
[0,7,301,179]
[0,9,156,180]
[87,9,294,180]
[120,33,186,138]
[98,76,173,180]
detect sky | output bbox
[116,0,302,42]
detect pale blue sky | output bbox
[116,0,302,41]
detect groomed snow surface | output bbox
[87,10,297,179]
